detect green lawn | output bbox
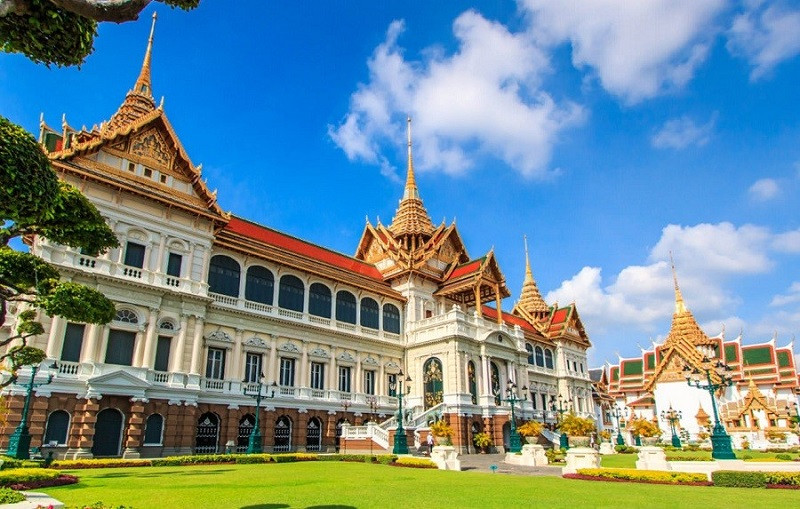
[41,462,799,509]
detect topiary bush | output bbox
[712,470,767,488]
[0,467,60,485]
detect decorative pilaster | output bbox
[122,398,146,458]
[141,307,159,368]
[189,316,204,375]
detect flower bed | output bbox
[393,457,436,469]
[665,455,713,461]
[8,473,78,490]
[0,468,61,486]
[568,468,710,486]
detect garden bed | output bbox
[568,468,710,486]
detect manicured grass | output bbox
[41,462,799,509]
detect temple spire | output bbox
[514,235,549,319]
[388,116,434,238]
[670,252,687,314]
[104,12,158,133]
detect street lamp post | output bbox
[498,381,527,453]
[551,395,570,450]
[683,358,736,460]
[660,406,683,448]
[340,400,351,454]
[389,370,412,454]
[242,375,277,454]
[7,363,57,460]
[612,404,628,446]
[366,395,378,456]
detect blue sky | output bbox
[2,1,800,366]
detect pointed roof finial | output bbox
[524,234,533,280]
[388,115,434,238]
[403,116,419,201]
[670,252,687,314]
[134,11,157,97]
[513,234,549,317]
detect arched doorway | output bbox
[423,357,443,410]
[195,412,219,454]
[502,421,511,452]
[335,417,347,451]
[237,414,255,453]
[306,417,322,452]
[92,408,123,457]
[274,416,292,452]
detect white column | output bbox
[155,234,167,273]
[231,328,244,380]
[267,335,277,383]
[97,325,112,363]
[378,355,386,396]
[80,324,100,363]
[140,308,159,368]
[45,315,65,359]
[329,347,338,391]
[170,314,189,372]
[355,354,362,393]
[300,341,309,388]
[189,316,205,375]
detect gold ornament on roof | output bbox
[388,117,435,238]
[515,234,549,317]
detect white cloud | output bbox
[748,177,781,202]
[727,0,800,80]
[546,222,794,340]
[771,281,800,307]
[651,113,717,149]
[329,13,584,179]
[522,0,726,103]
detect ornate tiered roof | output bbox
[512,236,549,323]
[388,118,435,239]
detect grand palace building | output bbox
[0,17,595,458]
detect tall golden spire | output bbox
[670,252,687,314]
[388,117,434,239]
[664,254,715,347]
[514,235,549,319]
[105,12,158,133]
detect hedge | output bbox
[0,456,41,470]
[712,471,767,488]
[765,472,800,487]
[574,468,708,485]
[52,459,153,469]
[665,455,713,462]
[393,457,437,469]
[0,468,61,485]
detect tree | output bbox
[0,114,119,387]
[0,0,199,66]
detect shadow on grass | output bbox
[239,505,290,509]
[305,506,357,509]
[92,469,235,479]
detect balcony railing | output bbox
[208,292,403,343]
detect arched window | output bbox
[274,416,292,452]
[115,309,139,324]
[383,304,400,334]
[467,361,477,405]
[490,362,501,405]
[423,357,444,409]
[360,298,379,329]
[43,410,70,446]
[278,275,304,312]
[208,255,241,297]
[544,349,554,369]
[535,346,545,367]
[335,291,356,324]
[158,319,175,330]
[237,414,255,453]
[309,283,332,318]
[143,414,164,445]
[526,344,535,365]
[195,412,220,454]
[306,417,322,452]
[245,266,274,304]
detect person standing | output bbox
[427,432,434,454]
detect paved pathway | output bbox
[455,453,563,476]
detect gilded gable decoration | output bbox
[131,128,171,166]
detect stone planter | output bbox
[524,436,538,444]
[434,435,451,446]
[642,437,659,446]
[568,436,590,447]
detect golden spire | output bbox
[513,235,549,319]
[388,116,434,238]
[670,252,687,314]
[105,12,158,133]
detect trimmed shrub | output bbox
[393,457,436,469]
[775,454,793,461]
[0,468,61,485]
[575,468,708,485]
[233,454,273,464]
[712,470,767,488]
[765,472,800,487]
[665,455,713,462]
[52,458,152,469]
[0,487,25,504]
[614,445,638,454]
[0,457,40,470]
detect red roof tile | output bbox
[551,308,569,324]
[481,305,535,332]
[224,217,384,281]
[448,258,483,281]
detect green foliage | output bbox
[37,280,116,324]
[429,420,454,438]
[0,467,60,485]
[765,472,800,486]
[576,468,708,484]
[0,456,40,470]
[557,412,595,436]
[614,445,638,454]
[472,431,493,448]
[545,448,565,463]
[712,470,767,488]
[0,487,25,504]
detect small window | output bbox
[43,410,70,446]
[124,242,146,268]
[144,167,153,178]
[387,373,397,397]
[309,283,332,318]
[278,275,305,312]
[535,346,544,367]
[160,174,168,184]
[115,309,139,324]
[61,323,85,362]
[208,255,241,297]
[143,414,164,445]
[335,291,356,324]
[127,162,135,172]
[159,320,174,330]
[310,362,325,390]
[338,366,351,393]
[154,336,171,372]
[545,349,554,369]
[364,370,375,395]
[205,348,226,380]
[105,329,136,366]
[244,353,262,384]
[360,298,379,329]
[166,253,182,278]
[383,304,400,334]
[245,266,274,305]
[280,357,295,386]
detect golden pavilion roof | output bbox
[513,235,549,321]
[388,117,435,238]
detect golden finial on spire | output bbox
[388,115,434,238]
[524,234,533,280]
[513,234,549,318]
[133,11,157,97]
[403,116,419,201]
[670,252,687,314]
